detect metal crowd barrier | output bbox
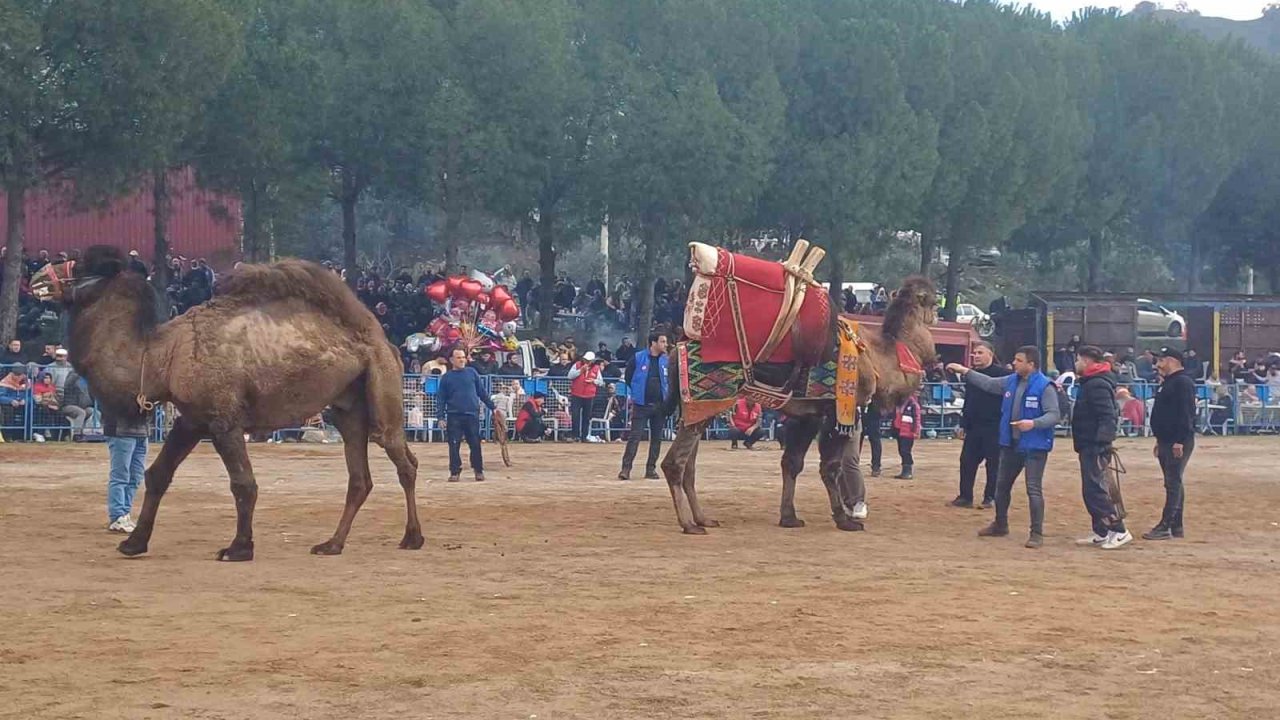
[3,375,1275,443]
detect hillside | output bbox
[1134,3,1280,55]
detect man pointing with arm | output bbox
[948,345,1060,549]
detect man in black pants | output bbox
[437,347,496,482]
[619,333,670,480]
[950,342,1009,508]
[1145,347,1197,540]
[1071,345,1131,550]
[860,400,883,477]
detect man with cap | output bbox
[568,350,605,442]
[1146,347,1197,540]
[1071,345,1131,550]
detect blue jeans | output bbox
[107,436,148,522]
[446,414,483,475]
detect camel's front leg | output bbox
[681,429,719,528]
[779,415,819,528]
[662,422,707,534]
[118,416,203,557]
[211,431,259,561]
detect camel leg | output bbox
[311,406,374,556]
[779,415,819,528]
[118,416,203,557]
[682,431,719,528]
[819,428,863,532]
[211,431,258,561]
[661,422,707,534]
[364,360,425,550]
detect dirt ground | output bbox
[1,435,1277,719]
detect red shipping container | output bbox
[0,167,242,270]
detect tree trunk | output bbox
[942,238,960,322]
[1266,263,1280,295]
[341,169,358,288]
[442,208,461,275]
[151,168,172,313]
[1086,231,1104,293]
[0,183,26,344]
[536,210,556,335]
[918,233,933,276]
[1186,236,1202,293]
[635,218,662,336]
[242,180,261,263]
[826,239,846,313]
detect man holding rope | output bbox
[1071,346,1131,549]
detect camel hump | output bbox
[217,260,378,335]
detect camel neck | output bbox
[67,278,160,410]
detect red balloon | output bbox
[490,285,513,307]
[458,278,483,300]
[426,281,449,304]
[445,275,464,295]
[475,292,491,307]
[498,300,520,322]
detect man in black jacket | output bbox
[1071,346,1131,549]
[949,342,1009,508]
[1145,347,1197,540]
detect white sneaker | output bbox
[1076,533,1108,546]
[32,433,45,443]
[108,516,133,533]
[851,501,868,520]
[1100,530,1133,550]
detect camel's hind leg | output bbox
[311,404,374,556]
[779,415,819,528]
[364,362,425,550]
[661,421,709,534]
[211,430,259,561]
[118,416,203,557]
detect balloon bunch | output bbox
[423,271,521,355]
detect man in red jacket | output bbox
[729,397,764,449]
[568,351,605,442]
[892,391,922,479]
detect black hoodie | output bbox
[1150,369,1197,445]
[1072,366,1118,452]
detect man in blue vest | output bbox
[948,345,1061,549]
[618,332,670,480]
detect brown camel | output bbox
[662,275,937,534]
[30,246,422,561]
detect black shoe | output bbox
[978,522,1009,537]
[644,471,661,480]
[980,498,994,510]
[1171,527,1184,538]
[730,441,739,449]
[618,470,631,481]
[893,470,913,480]
[1142,523,1171,541]
[948,497,974,508]
[870,469,881,478]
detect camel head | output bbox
[30,245,127,307]
[882,275,938,339]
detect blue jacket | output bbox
[998,371,1056,453]
[627,352,669,407]
[436,366,495,420]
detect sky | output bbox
[1023,1,1264,21]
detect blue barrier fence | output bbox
[3,375,1276,443]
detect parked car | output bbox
[954,303,987,325]
[1137,298,1186,338]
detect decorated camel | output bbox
[30,246,423,561]
[663,241,936,534]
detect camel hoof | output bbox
[398,532,425,550]
[310,541,344,556]
[696,518,721,528]
[835,517,865,532]
[779,517,806,529]
[117,538,148,557]
[216,543,255,561]
[681,525,708,535]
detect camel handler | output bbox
[437,347,496,482]
[1145,346,1196,541]
[1070,346,1131,550]
[102,403,151,533]
[948,345,1061,549]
